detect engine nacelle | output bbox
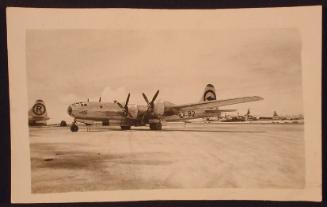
[153,102,165,116]
[128,104,139,119]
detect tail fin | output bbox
[201,84,216,102]
[273,111,278,117]
[28,99,49,126]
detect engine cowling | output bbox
[153,102,165,116]
[128,104,138,119]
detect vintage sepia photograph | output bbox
[27,28,304,192]
[7,6,321,203]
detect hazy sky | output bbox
[26,28,303,123]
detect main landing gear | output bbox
[149,123,162,130]
[121,125,131,130]
[70,121,79,132]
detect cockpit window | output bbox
[73,102,86,106]
[73,102,87,106]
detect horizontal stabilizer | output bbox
[205,109,237,113]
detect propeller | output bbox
[142,90,159,111]
[114,93,132,118]
[99,97,102,102]
[141,90,160,122]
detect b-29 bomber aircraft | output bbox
[29,99,50,126]
[67,84,263,132]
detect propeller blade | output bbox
[142,93,150,105]
[125,93,130,108]
[127,111,133,118]
[115,97,133,118]
[150,90,160,104]
[114,100,124,109]
[99,97,102,102]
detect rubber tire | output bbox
[150,123,162,130]
[102,120,109,126]
[121,126,131,130]
[70,124,79,132]
[60,120,67,127]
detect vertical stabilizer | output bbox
[201,84,216,102]
[28,99,49,126]
[273,111,278,117]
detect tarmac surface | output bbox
[30,123,305,193]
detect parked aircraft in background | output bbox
[28,99,50,126]
[259,111,280,120]
[221,112,246,122]
[67,84,263,132]
[258,111,304,121]
[286,114,304,120]
[220,109,255,122]
[244,109,259,121]
[257,111,304,122]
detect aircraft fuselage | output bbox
[67,101,221,124]
[67,84,263,131]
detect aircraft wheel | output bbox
[60,120,67,127]
[70,123,79,132]
[102,120,109,126]
[121,126,131,130]
[150,123,162,130]
[150,123,156,130]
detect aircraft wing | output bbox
[204,109,237,113]
[166,96,263,113]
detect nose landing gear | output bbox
[70,121,79,132]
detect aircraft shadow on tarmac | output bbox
[81,127,265,133]
[134,128,264,133]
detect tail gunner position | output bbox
[67,84,263,132]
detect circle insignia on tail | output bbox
[32,103,46,115]
[204,90,216,101]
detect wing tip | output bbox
[254,96,264,101]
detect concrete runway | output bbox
[30,123,305,193]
